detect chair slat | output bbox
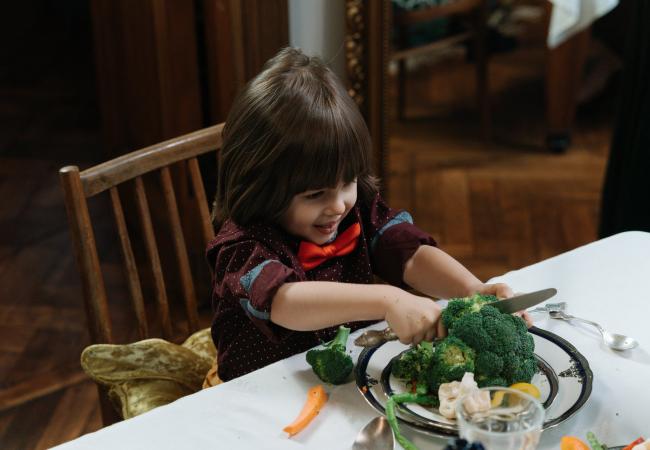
[159,166,200,332]
[133,176,173,338]
[187,157,214,248]
[80,123,224,197]
[109,187,149,340]
[59,166,113,343]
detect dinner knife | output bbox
[353,288,557,348]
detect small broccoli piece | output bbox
[449,305,536,386]
[306,326,353,384]
[391,340,434,382]
[442,293,497,330]
[426,336,475,392]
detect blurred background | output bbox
[0,0,644,448]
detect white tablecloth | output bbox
[548,0,618,48]
[54,231,650,449]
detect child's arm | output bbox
[270,281,443,345]
[402,245,513,299]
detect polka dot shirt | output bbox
[206,193,436,381]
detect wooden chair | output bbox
[59,123,223,425]
[392,0,490,138]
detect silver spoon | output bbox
[549,310,638,351]
[351,416,394,450]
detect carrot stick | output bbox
[283,385,328,437]
[623,437,645,450]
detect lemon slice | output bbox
[509,382,541,399]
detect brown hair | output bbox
[211,47,378,228]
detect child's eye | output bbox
[304,191,324,200]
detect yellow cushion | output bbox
[81,328,221,420]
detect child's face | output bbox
[280,180,357,244]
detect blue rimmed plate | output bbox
[355,326,593,438]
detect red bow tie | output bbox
[297,223,361,271]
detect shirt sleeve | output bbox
[363,193,436,287]
[212,239,298,342]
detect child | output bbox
[207,47,513,382]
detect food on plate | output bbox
[282,385,328,437]
[392,294,537,395]
[385,293,539,449]
[391,340,434,392]
[426,337,476,393]
[438,373,490,419]
[306,325,353,384]
[509,382,541,400]
[445,295,537,387]
[386,392,438,450]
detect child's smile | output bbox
[314,221,339,236]
[281,180,357,245]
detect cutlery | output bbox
[354,288,557,348]
[530,301,567,313]
[549,310,638,351]
[351,416,394,450]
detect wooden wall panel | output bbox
[90,0,203,154]
[203,0,288,124]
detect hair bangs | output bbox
[286,97,370,195]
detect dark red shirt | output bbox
[206,193,436,381]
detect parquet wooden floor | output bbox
[0,38,615,450]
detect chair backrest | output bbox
[60,124,223,346]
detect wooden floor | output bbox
[0,42,615,449]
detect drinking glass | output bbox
[455,387,545,450]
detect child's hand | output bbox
[384,291,444,345]
[476,283,533,327]
[476,282,513,299]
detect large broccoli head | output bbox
[448,305,536,386]
[426,336,476,392]
[306,326,353,384]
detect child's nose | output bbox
[325,195,346,215]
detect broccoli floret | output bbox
[442,293,497,330]
[391,340,434,382]
[426,337,475,392]
[474,350,503,377]
[512,356,537,384]
[475,374,508,388]
[306,326,353,384]
[448,305,536,386]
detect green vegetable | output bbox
[386,293,537,426]
[306,326,353,384]
[391,340,434,384]
[586,431,606,450]
[386,392,438,450]
[425,336,475,392]
[448,303,536,386]
[441,293,496,330]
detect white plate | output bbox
[355,327,593,438]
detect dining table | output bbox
[54,231,650,450]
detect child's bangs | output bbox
[289,109,370,194]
